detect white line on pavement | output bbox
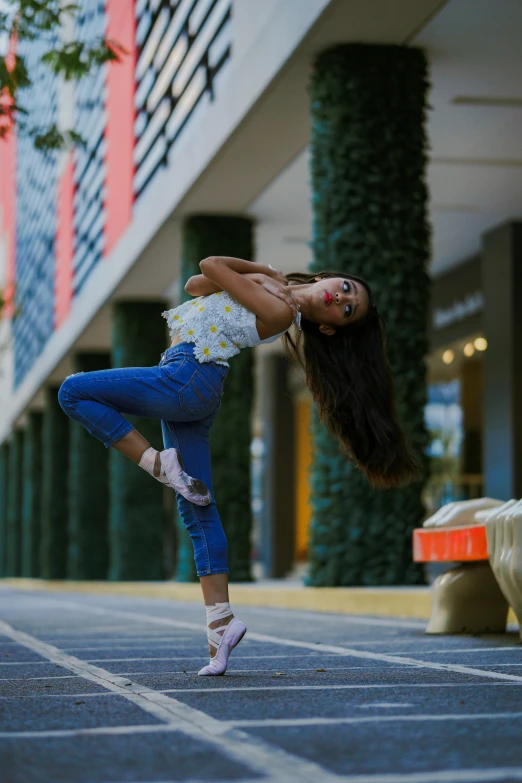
[46,600,522,684]
[0,724,177,739]
[103,772,522,783]
[0,625,148,634]
[196,664,522,675]
[0,619,340,783]
[85,657,207,663]
[0,675,79,681]
[82,661,407,669]
[77,652,321,659]
[384,647,522,655]
[157,682,520,694]
[226,711,522,728]
[4,680,521,698]
[0,661,50,666]
[337,771,522,783]
[472,663,522,667]
[60,641,197,651]
[2,680,521,697]
[231,605,427,629]
[42,635,197,642]
[321,770,522,783]
[357,703,413,708]
[60,641,198,651]
[300,639,518,648]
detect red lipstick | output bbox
[324,291,333,305]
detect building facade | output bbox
[1,0,522,581]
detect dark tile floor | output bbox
[1,586,521,783]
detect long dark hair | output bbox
[283,271,422,489]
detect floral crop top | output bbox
[162,291,287,366]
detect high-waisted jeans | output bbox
[58,344,230,576]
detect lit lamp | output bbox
[442,349,454,365]
[474,337,488,351]
[464,343,475,357]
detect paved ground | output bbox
[1,587,522,783]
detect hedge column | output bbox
[21,412,43,577]
[0,443,8,576]
[177,216,254,582]
[109,302,166,580]
[6,430,23,576]
[41,388,70,579]
[68,352,111,579]
[308,44,430,586]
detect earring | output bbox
[296,305,302,331]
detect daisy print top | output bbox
[162,291,287,366]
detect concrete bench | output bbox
[413,499,522,637]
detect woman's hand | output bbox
[252,274,299,319]
[266,264,288,286]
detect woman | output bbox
[59,255,420,676]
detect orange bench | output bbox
[413,523,509,634]
[413,524,489,563]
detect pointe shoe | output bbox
[198,618,247,676]
[160,448,212,506]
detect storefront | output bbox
[426,255,486,514]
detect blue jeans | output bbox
[58,344,230,576]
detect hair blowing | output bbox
[283,271,422,489]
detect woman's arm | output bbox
[185,258,286,295]
[199,256,295,334]
[186,271,299,319]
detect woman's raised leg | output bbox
[58,363,215,504]
[112,429,152,463]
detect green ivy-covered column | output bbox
[68,353,111,579]
[6,430,23,576]
[0,443,9,576]
[308,44,430,586]
[109,302,166,580]
[21,412,43,577]
[41,388,70,579]
[177,216,254,582]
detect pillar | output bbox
[41,388,69,579]
[482,222,522,499]
[460,359,483,476]
[178,215,254,582]
[0,443,8,576]
[68,352,111,579]
[21,412,43,577]
[109,301,166,580]
[6,429,24,576]
[259,354,296,578]
[307,44,430,586]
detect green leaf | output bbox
[0,54,31,98]
[41,37,125,81]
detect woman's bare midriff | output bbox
[170,334,184,347]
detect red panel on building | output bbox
[104,0,136,255]
[55,154,75,328]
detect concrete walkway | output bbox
[1,585,522,782]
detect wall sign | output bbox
[433,291,484,331]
